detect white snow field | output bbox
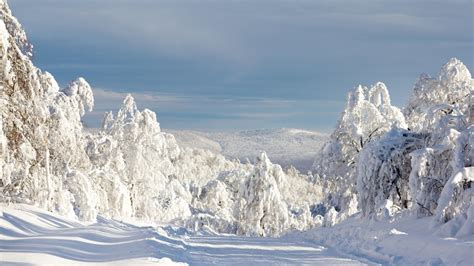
[0,204,367,265]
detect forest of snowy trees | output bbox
[0,0,472,238]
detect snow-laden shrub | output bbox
[408,125,467,217]
[434,167,473,237]
[409,125,473,236]
[280,166,323,230]
[89,169,132,219]
[64,170,98,222]
[185,179,238,233]
[173,147,241,187]
[357,129,425,216]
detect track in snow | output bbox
[0,205,366,265]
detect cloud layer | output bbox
[9,0,473,131]
[87,88,343,131]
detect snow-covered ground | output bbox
[0,204,367,265]
[289,213,474,265]
[292,212,474,265]
[167,128,328,172]
[3,204,472,265]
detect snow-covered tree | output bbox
[404,58,472,131]
[356,58,472,237]
[312,82,406,222]
[237,152,289,236]
[405,59,473,236]
[0,1,96,221]
[90,95,191,222]
[357,129,425,216]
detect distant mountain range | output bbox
[166,128,328,172]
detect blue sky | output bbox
[9,0,473,132]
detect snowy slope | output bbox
[164,129,223,154]
[167,128,328,172]
[292,212,474,265]
[0,204,367,265]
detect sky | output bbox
[8,0,473,132]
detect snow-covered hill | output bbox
[166,128,328,172]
